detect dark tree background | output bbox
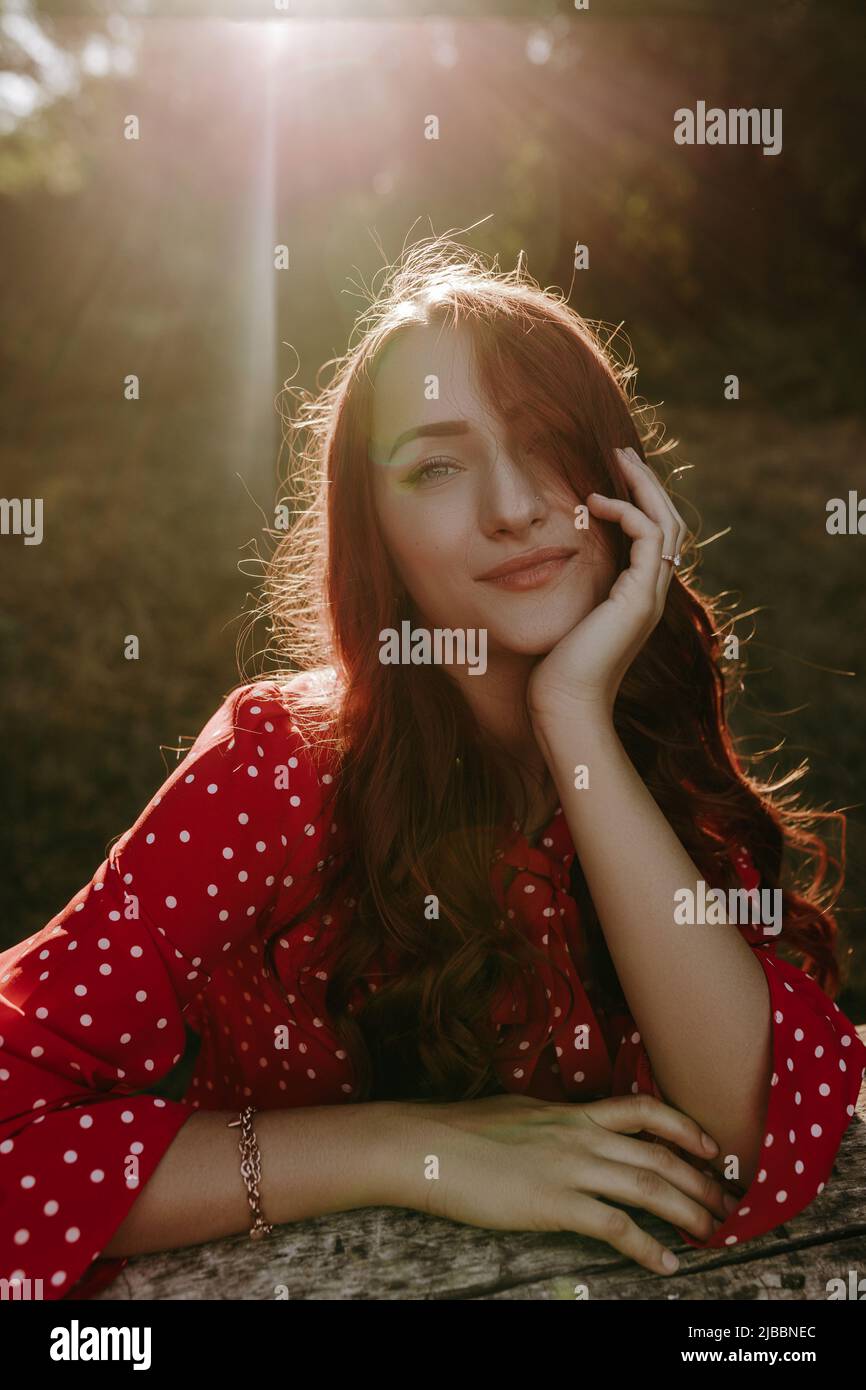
[2,0,865,1016]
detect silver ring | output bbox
[661,552,682,567]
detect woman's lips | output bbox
[478,553,576,591]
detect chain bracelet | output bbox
[227,1104,274,1240]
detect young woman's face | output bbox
[369,321,618,658]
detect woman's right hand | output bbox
[384,1092,742,1276]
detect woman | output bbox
[2,239,864,1300]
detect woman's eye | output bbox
[409,456,460,484]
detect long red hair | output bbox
[246,236,846,1102]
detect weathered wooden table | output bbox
[95,1024,866,1300]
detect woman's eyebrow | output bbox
[387,419,473,461]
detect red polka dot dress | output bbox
[1,676,864,1299]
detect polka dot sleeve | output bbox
[630,846,866,1251]
[0,681,331,1300]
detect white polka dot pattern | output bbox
[0,678,336,1301]
[1,675,864,1298]
[489,815,866,1255]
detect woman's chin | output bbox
[482,622,580,660]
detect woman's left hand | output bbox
[527,447,688,725]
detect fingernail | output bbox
[701,1132,718,1153]
[722,1194,739,1214]
[662,1250,679,1272]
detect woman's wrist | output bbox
[530,701,620,773]
[249,1101,414,1222]
[528,682,614,737]
[368,1100,460,1212]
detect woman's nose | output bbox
[479,457,547,533]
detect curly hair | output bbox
[242,234,845,1103]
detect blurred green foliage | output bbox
[1,4,864,1017]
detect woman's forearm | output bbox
[102,1101,408,1257]
[533,707,772,1188]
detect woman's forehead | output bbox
[369,322,505,461]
